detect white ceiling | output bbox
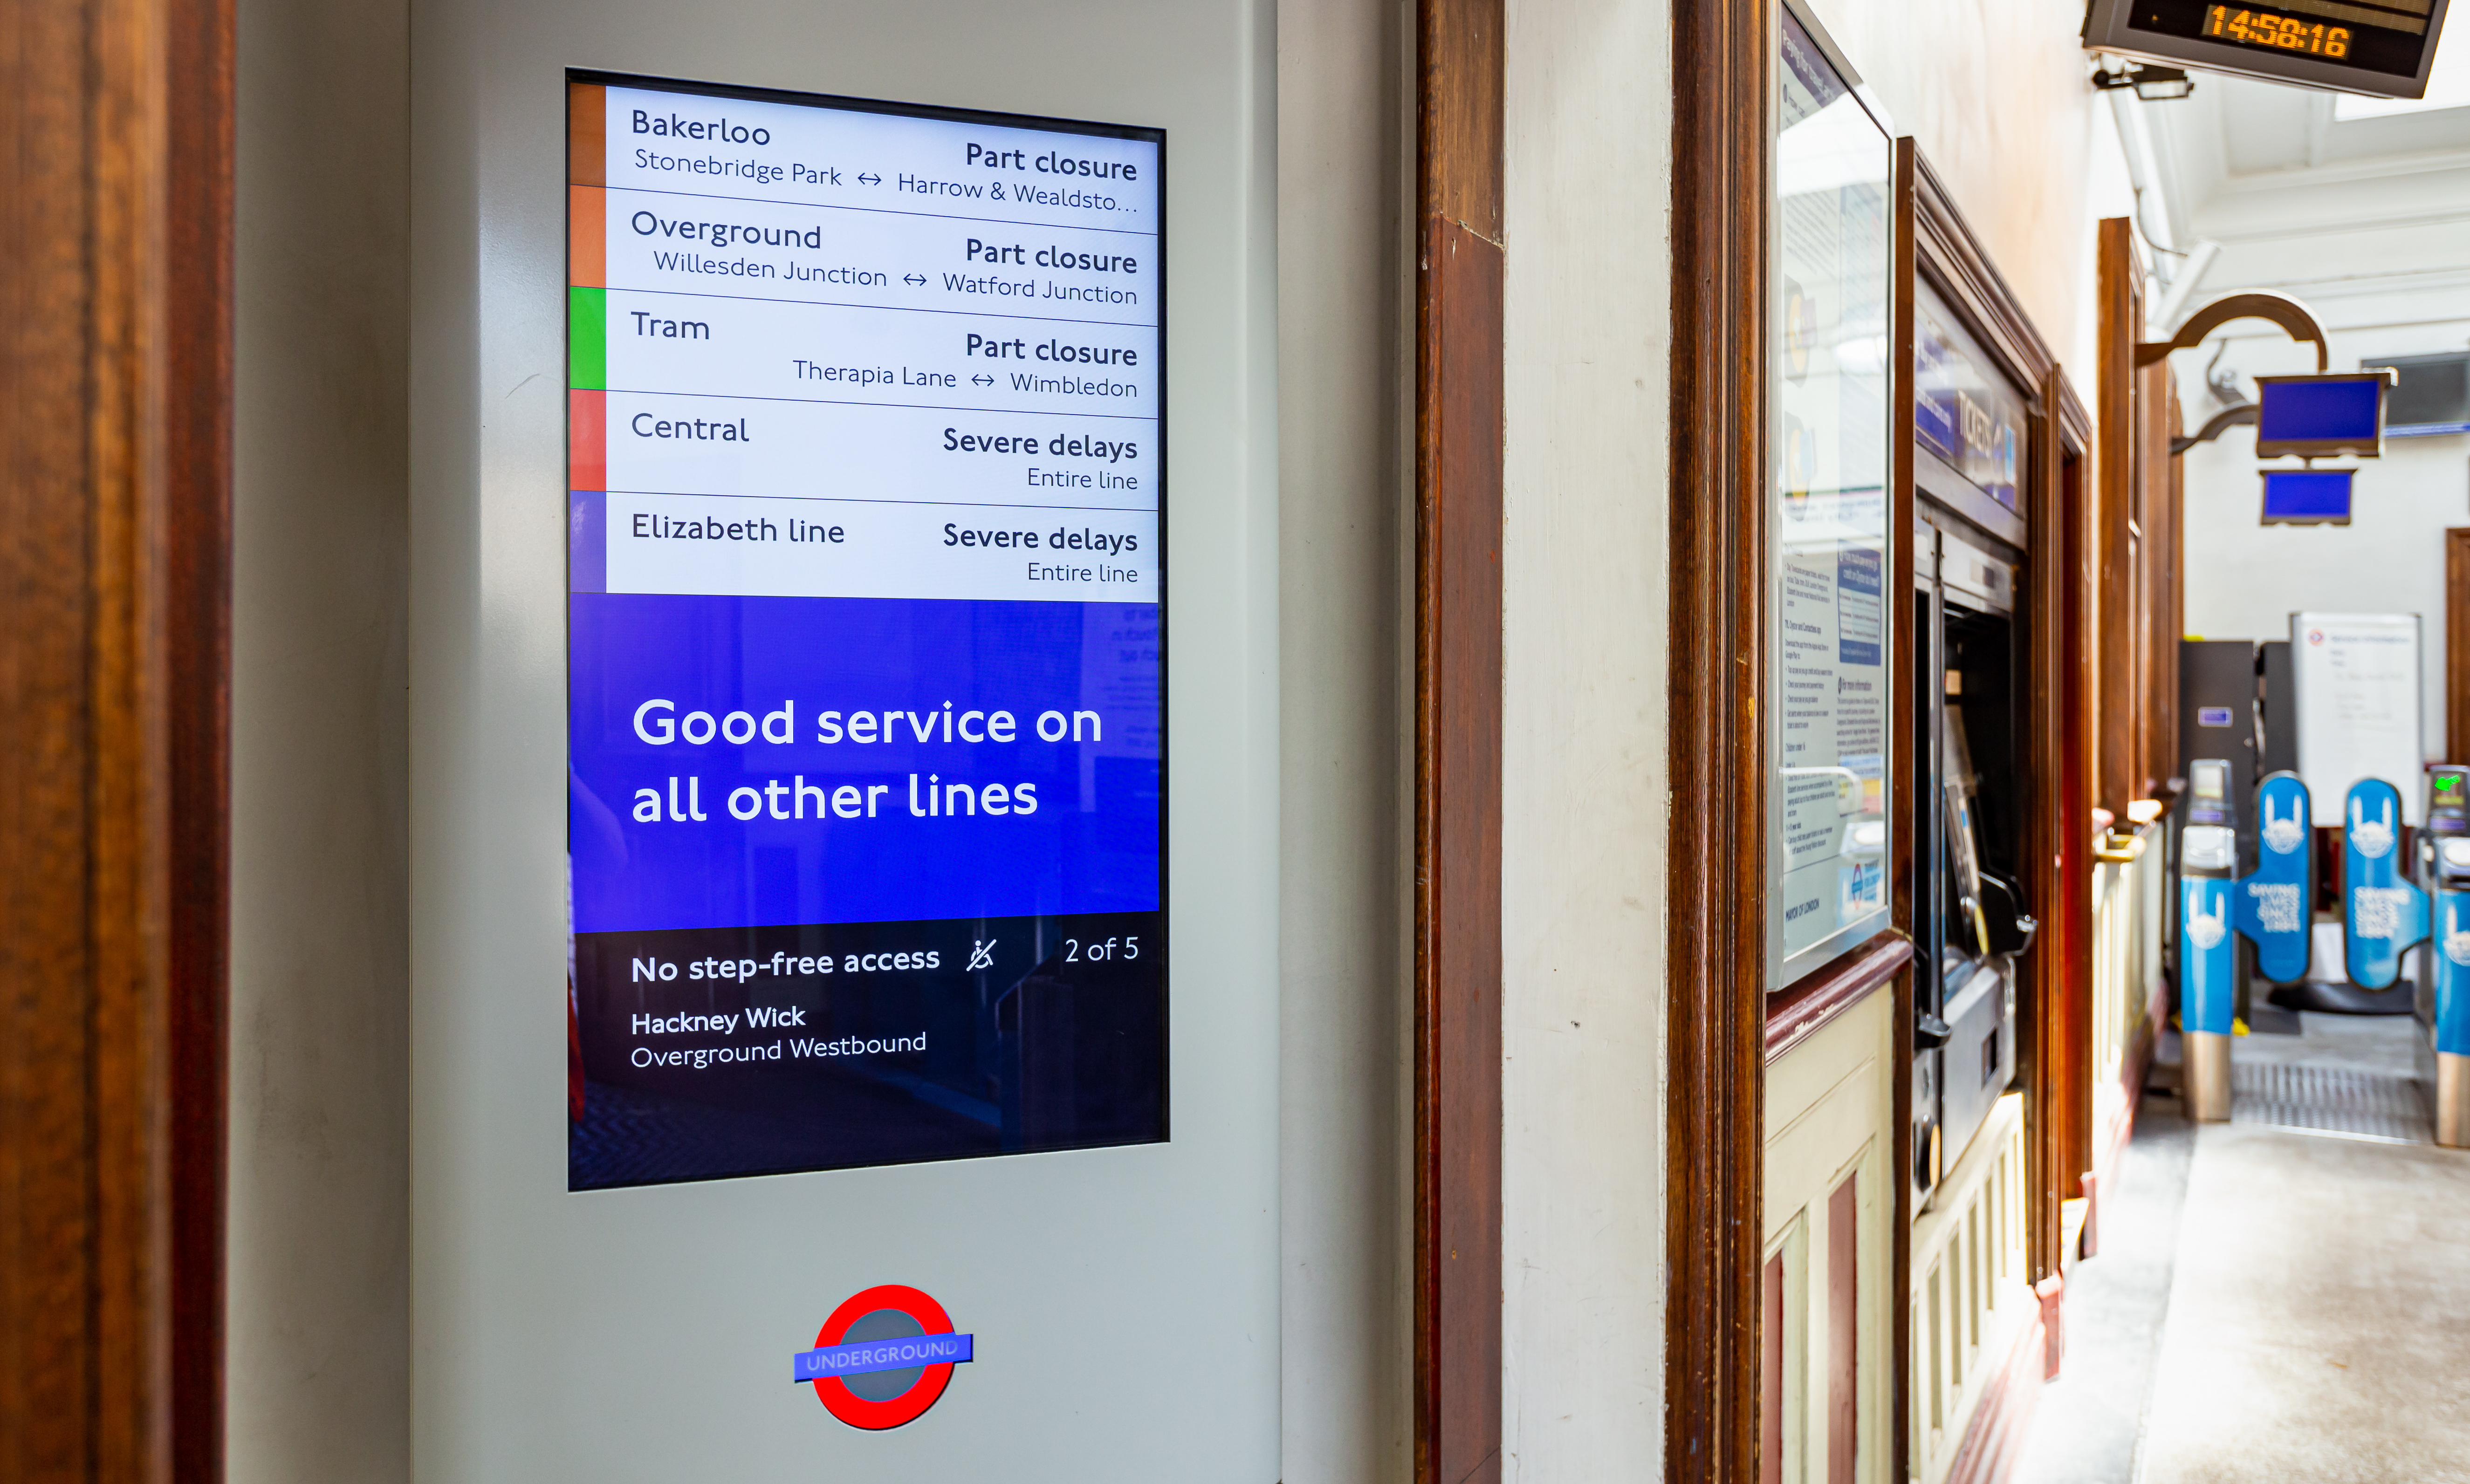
[2133,59,2470,341]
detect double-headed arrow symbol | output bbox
[858,171,881,185]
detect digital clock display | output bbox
[2202,4,2350,56]
[2091,0,2447,91]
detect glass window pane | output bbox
[1770,12,1894,989]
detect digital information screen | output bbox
[2261,468,2354,524]
[564,74,1165,1190]
[2085,0,2452,98]
[2256,372,2388,459]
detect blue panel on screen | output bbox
[2260,470,2352,524]
[2257,376,2383,453]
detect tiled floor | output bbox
[2015,1013,2470,1484]
[2011,1087,2193,1484]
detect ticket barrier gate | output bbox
[2416,766,2470,1147]
[2179,764,2314,1121]
[2181,770,2469,1129]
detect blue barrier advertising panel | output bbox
[565,74,1166,1189]
[2181,874,2236,1036]
[2433,891,2470,1055]
[2343,779,2425,991]
[2183,879,2243,1032]
[2236,772,2314,984]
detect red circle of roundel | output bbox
[811,1284,958,1430]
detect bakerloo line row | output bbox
[2178,761,2470,1144]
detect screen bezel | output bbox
[2084,0,2454,100]
[563,69,1173,1186]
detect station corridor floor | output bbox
[2016,1014,2470,1484]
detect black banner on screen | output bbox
[569,911,1164,1190]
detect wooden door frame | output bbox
[0,0,234,1479]
[1666,0,1771,1477]
[1414,1,1505,1481]
[2446,529,2470,764]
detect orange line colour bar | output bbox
[570,185,605,288]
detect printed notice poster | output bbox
[1772,15,1891,985]
[565,75,1166,1190]
[2292,612,2424,828]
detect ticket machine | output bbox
[1911,518,2037,1198]
[2415,766,2470,1146]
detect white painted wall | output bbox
[231,1,1417,1477]
[229,0,412,1477]
[2177,318,2470,762]
[1801,0,2142,378]
[1501,0,1672,1476]
[1276,0,1412,1477]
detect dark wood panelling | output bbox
[2153,376,2184,794]
[2449,530,2470,764]
[2134,360,2176,797]
[2034,382,2098,1279]
[1414,3,1504,1482]
[1887,140,1918,1484]
[0,0,232,1479]
[1666,0,1770,1478]
[167,0,235,1476]
[1763,933,1912,1063]
[2095,220,2139,816]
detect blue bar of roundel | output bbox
[2182,875,2236,1036]
[2234,772,2313,985]
[792,1332,974,1383]
[2343,778,2426,990]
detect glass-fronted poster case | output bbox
[564,73,1166,1188]
[1769,12,1893,989]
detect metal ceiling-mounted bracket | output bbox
[2171,402,2258,455]
[2136,290,2330,373]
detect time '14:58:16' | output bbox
[2202,4,2350,56]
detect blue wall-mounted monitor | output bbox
[2260,468,2353,526]
[2254,371,2392,458]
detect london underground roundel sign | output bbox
[792,1285,974,1429]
